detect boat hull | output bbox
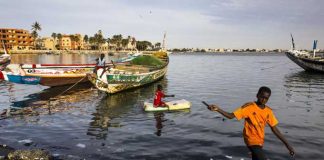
[285,51,324,73]
[39,76,89,86]
[0,70,40,85]
[88,67,168,94]
[22,64,95,86]
[7,74,41,85]
[88,55,169,94]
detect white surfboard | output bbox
[144,99,191,112]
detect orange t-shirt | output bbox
[233,102,278,146]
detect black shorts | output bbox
[248,145,266,160]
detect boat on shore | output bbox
[88,51,169,94]
[285,35,324,73]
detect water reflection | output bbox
[154,112,165,136]
[1,83,95,121]
[10,53,128,64]
[284,71,324,105]
[11,83,93,108]
[87,78,168,140]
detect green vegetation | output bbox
[31,21,41,39]
[131,55,164,67]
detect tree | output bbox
[111,34,123,50]
[57,33,62,40]
[51,33,57,39]
[94,30,106,50]
[31,21,41,38]
[31,30,38,39]
[31,21,42,49]
[31,21,41,32]
[84,35,89,43]
[136,41,152,51]
[122,39,129,48]
[55,33,62,50]
[154,42,161,49]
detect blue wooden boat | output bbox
[6,74,40,85]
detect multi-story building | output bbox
[60,35,71,50]
[57,34,84,50]
[0,28,34,50]
[38,37,56,50]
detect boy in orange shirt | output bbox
[207,86,294,160]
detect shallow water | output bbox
[0,53,323,159]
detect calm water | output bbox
[0,53,324,160]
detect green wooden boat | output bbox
[88,52,169,94]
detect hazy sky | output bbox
[1,0,323,49]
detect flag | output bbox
[313,40,318,50]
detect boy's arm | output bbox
[208,104,235,119]
[270,125,295,157]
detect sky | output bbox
[1,0,323,49]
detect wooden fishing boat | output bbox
[21,63,97,86]
[0,63,115,86]
[88,52,169,94]
[286,35,324,73]
[285,51,324,73]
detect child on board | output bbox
[206,86,295,160]
[153,84,174,108]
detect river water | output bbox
[0,53,323,160]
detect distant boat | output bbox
[88,51,169,94]
[285,34,324,73]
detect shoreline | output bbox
[0,50,287,55]
[0,50,139,55]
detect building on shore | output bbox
[0,28,34,50]
[37,37,56,50]
[60,35,72,50]
[56,34,84,50]
[99,42,109,51]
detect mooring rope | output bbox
[47,76,88,114]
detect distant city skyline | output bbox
[1,0,323,50]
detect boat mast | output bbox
[313,40,318,57]
[290,34,295,50]
[1,40,8,55]
[162,32,166,51]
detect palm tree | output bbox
[31,30,38,39]
[31,21,41,49]
[51,33,57,39]
[84,35,89,43]
[31,21,41,31]
[155,42,161,49]
[31,21,41,37]
[57,33,62,40]
[122,39,129,49]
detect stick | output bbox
[202,101,210,107]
